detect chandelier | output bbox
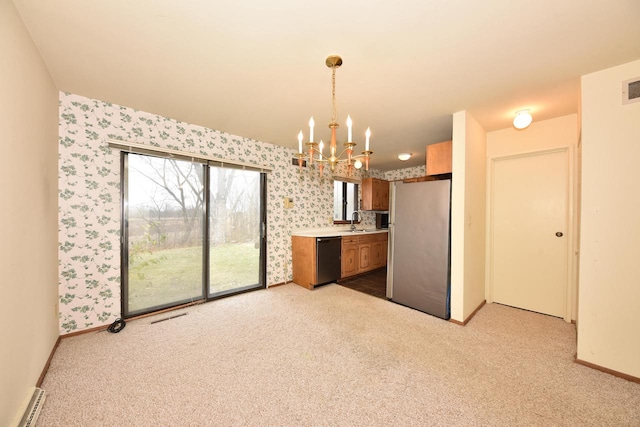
[296,55,372,176]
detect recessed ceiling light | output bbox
[513,109,532,129]
[398,153,412,161]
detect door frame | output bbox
[485,146,575,322]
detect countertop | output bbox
[291,228,389,238]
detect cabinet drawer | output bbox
[358,233,387,243]
[342,236,359,245]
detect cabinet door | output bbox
[341,244,358,278]
[379,180,389,210]
[361,178,374,210]
[380,238,388,268]
[358,243,371,272]
[371,235,389,269]
[373,179,382,210]
[426,140,452,176]
[292,236,317,289]
[362,178,390,211]
[371,241,384,269]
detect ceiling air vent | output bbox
[622,77,640,105]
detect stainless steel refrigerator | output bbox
[386,179,451,319]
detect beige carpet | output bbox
[38,284,639,426]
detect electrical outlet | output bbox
[283,197,294,209]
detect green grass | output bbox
[128,243,259,312]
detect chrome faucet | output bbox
[350,210,361,231]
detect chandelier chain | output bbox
[331,65,337,124]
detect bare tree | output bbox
[129,155,261,249]
[210,168,236,246]
[131,157,204,247]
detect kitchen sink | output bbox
[349,229,368,232]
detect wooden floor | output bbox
[337,268,387,299]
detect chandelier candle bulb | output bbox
[309,117,315,142]
[297,131,303,153]
[365,127,371,151]
[347,115,353,142]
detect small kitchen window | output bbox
[334,180,359,222]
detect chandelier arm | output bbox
[302,145,370,163]
[304,149,350,163]
[333,146,355,161]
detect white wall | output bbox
[486,114,579,320]
[578,59,640,378]
[450,111,486,322]
[486,114,578,157]
[0,1,60,425]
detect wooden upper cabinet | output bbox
[361,178,390,211]
[380,181,389,210]
[426,140,452,176]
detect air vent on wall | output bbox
[622,77,640,105]
[292,157,307,167]
[18,388,46,427]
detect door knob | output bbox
[555,232,563,237]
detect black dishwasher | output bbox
[316,237,342,285]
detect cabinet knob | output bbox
[555,232,563,237]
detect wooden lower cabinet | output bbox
[358,243,371,272]
[341,233,388,278]
[292,236,317,289]
[371,240,388,270]
[293,233,389,289]
[341,239,358,278]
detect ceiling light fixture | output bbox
[296,55,372,176]
[513,109,533,129]
[398,153,412,161]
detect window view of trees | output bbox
[125,153,262,315]
[334,180,358,221]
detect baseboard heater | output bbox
[18,388,46,427]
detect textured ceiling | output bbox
[13,0,640,170]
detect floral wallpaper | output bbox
[58,92,390,333]
[384,165,426,181]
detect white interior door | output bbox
[489,149,569,318]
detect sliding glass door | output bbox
[122,153,265,317]
[208,167,263,297]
